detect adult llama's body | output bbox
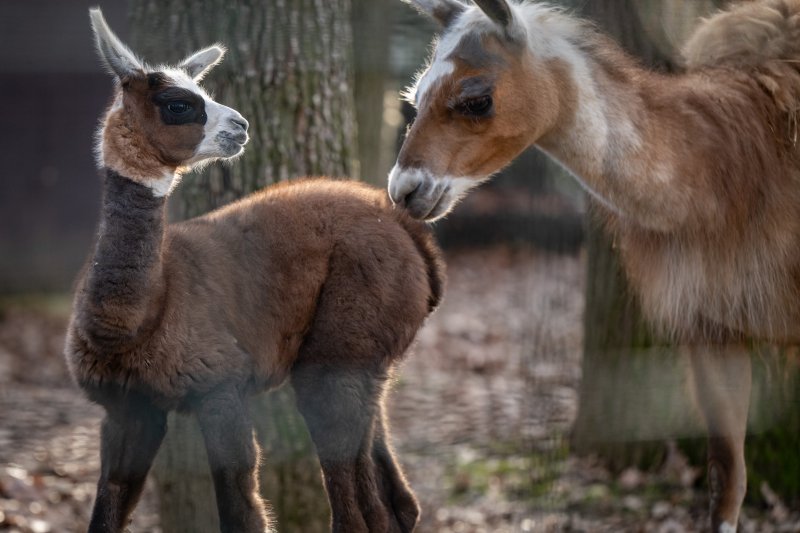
[66,9,442,533]
[392,0,800,530]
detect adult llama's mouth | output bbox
[388,165,482,221]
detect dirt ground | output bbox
[1,247,798,532]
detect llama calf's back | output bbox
[68,178,444,409]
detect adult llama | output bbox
[66,8,443,533]
[391,0,800,530]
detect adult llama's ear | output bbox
[179,45,226,81]
[475,0,514,30]
[403,0,466,28]
[89,7,143,79]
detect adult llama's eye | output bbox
[458,95,493,117]
[167,101,192,114]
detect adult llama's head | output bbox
[389,0,570,221]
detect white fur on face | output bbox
[388,164,484,220]
[408,2,529,107]
[407,35,457,108]
[407,6,496,108]
[160,68,249,166]
[190,98,248,163]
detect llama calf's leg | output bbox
[195,386,270,533]
[690,346,751,533]
[88,392,167,533]
[370,404,420,532]
[292,363,387,533]
[352,402,418,533]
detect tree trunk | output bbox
[129,1,357,531]
[565,0,678,471]
[351,0,390,185]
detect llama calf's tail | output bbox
[397,212,445,313]
[682,0,800,69]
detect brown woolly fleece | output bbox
[66,171,443,533]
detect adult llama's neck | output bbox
[531,14,781,235]
[80,169,168,350]
[532,27,686,231]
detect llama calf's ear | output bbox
[403,0,466,29]
[180,45,226,81]
[89,7,143,79]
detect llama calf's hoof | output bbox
[388,487,421,533]
[364,445,420,532]
[325,454,420,533]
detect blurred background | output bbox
[0,1,798,532]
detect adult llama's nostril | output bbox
[398,183,421,209]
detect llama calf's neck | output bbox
[78,168,167,351]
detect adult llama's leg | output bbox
[88,391,167,533]
[689,345,752,533]
[195,386,270,533]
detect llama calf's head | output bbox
[90,8,249,196]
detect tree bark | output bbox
[351,0,391,185]
[565,0,677,471]
[129,1,357,531]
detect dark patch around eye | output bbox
[459,76,495,99]
[446,76,495,118]
[152,86,207,126]
[456,95,493,118]
[448,32,506,69]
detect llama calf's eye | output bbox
[457,95,493,118]
[153,88,206,126]
[167,101,192,114]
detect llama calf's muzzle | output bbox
[226,113,249,144]
[216,115,249,153]
[231,116,249,133]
